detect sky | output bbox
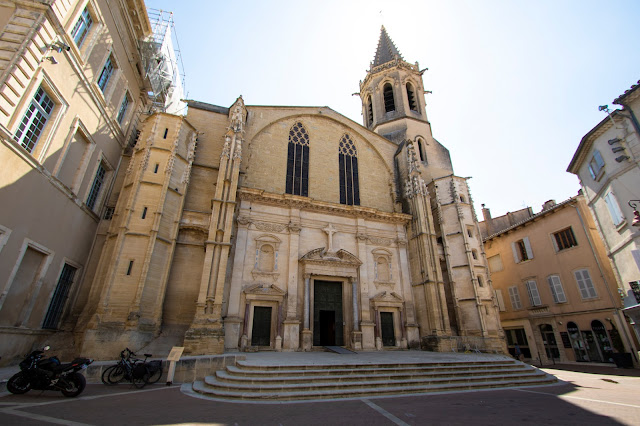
[145,0,640,218]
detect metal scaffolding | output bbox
[141,9,186,115]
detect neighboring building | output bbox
[74,26,505,358]
[481,196,638,366]
[0,0,182,364]
[567,80,640,344]
[0,3,505,361]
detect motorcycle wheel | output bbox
[7,372,31,394]
[60,372,86,397]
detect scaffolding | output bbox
[141,9,186,115]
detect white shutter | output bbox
[523,237,533,260]
[526,280,542,306]
[605,192,624,226]
[575,269,597,299]
[508,286,522,310]
[511,242,520,263]
[547,275,567,303]
[495,289,506,311]
[551,233,559,252]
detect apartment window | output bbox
[488,254,503,273]
[495,289,506,311]
[574,269,597,299]
[511,237,533,263]
[525,280,542,306]
[508,286,522,310]
[553,227,577,251]
[42,264,77,329]
[14,87,54,153]
[97,56,114,92]
[71,7,93,48]
[117,93,130,124]
[547,275,567,303]
[338,133,360,206]
[588,150,605,180]
[604,191,625,226]
[86,162,106,210]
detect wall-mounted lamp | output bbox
[49,41,71,53]
[629,200,640,227]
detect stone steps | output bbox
[191,358,557,401]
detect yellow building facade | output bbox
[481,196,638,366]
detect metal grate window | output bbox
[98,56,114,92]
[14,87,54,153]
[86,162,106,210]
[42,264,77,329]
[71,7,93,48]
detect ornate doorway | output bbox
[380,312,396,346]
[313,281,343,346]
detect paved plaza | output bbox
[1,353,639,425]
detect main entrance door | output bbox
[251,306,272,346]
[313,281,343,346]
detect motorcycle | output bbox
[7,346,93,397]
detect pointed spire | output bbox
[373,26,403,67]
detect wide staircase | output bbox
[191,357,557,401]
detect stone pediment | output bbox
[370,291,404,303]
[300,248,362,267]
[243,283,286,296]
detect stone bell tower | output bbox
[360,27,505,352]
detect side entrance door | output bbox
[380,312,396,347]
[251,306,272,346]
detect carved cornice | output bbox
[253,221,287,233]
[237,188,411,224]
[300,247,363,267]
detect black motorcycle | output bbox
[7,346,93,397]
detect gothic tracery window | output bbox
[338,134,360,205]
[285,122,309,196]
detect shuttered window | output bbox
[525,280,542,306]
[547,275,567,303]
[575,269,597,299]
[508,286,522,310]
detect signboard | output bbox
[167,346,184,362]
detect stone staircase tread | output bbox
[228,362,521,376]
[216,367,538,383]
[193,376,557,400]
[235,360,517,370]
[204,370,549,391]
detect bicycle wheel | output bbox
[145,362,162,384]
[101,365,120,385]
[132,364,148,389]
[107,365,126,384]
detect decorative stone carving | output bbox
[233,137,242,160]
[405,175,428,199]
[254,222,287,233]
[368,236,393,246]
[221,136,231,159]
[237,215,252,226]
[288,221,301,234]
[356,232,368,241]
[140,147,151,172]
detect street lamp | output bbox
[629,200,640,227]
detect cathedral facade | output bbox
[77,28,505,357]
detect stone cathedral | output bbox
[77,28,505,356]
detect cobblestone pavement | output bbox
[0,364,638,425]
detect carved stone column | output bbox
[351,277,363,350]
[283,218,301,351]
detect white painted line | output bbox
[515,389,640,409]
[2,408,93,425]
[361,398,411,426]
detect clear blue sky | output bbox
[145,0,640,218]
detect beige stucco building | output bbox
[480,196,638,366]
[0,3,505,362]
[568,81,640,343]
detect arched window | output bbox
[416,138,427,163]
[367,95,373,125]
[338,134,360,205]
[285,122,309,196]
[406,82,417,111]
[383,83,395,112]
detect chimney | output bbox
[542,200,556,211]
[481,204,493,234]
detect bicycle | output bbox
[101,348,162,388]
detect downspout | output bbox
[569,202,638,362]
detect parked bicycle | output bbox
[101,348,162,388]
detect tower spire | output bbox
[373,26,403,67]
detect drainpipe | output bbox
[570,202,638,363]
